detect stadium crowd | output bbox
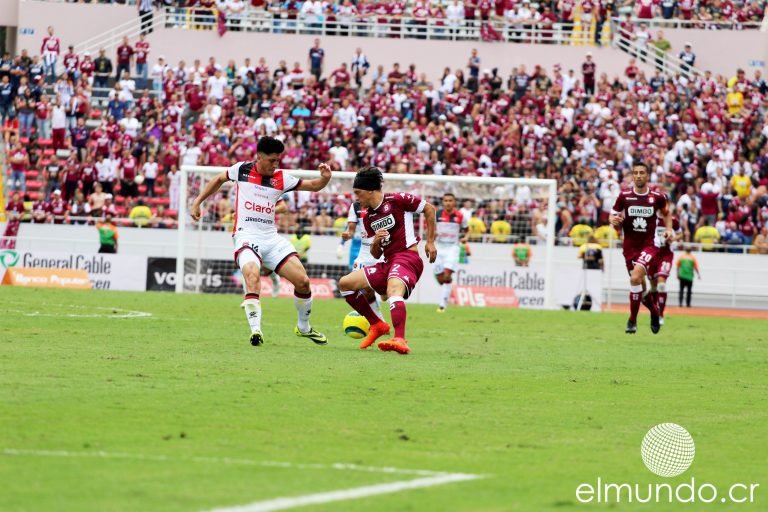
[57,0,768,27]
[2,30,768,252]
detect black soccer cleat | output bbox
[650,312,661,334]
[250,331,264,346]
[625,320,637,334]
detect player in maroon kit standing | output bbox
[647,215,682,325]
[338,167,437,355]
[610,162,673,334]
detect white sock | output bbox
[440,283,452,308]
[271,273,280,298]
[294,294,312,332]
[370,296,384,320]
[241,298,262,333]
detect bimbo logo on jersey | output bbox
[244,201,275,214]
[370,215,396,232]
[628,206,654,217]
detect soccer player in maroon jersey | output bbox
[338,167,437,355]
[647,216,682,325]
[610,162,673,334]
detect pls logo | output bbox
[0,250,20,269]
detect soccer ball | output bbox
[134,175,145,185]
[343,311,369,339]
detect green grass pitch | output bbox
[1,287,766,511]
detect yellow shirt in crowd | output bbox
[730,175,751,199]
[490,219,512,243]
[592,225,619,247]
[569,224,594,246]
[694,226,720,251]
[726,91,744,115]
[468,217,487,241]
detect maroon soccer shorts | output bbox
[363,249,424,299]
[648,247,674,279]
[624,245,660,274]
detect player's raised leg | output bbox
[338,268,390,349]
[278,255,327,345]
[237,247,264,346]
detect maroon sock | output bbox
[658,292,668,316]
[343,291,380,326]
[389,298,407,338]
[630,288,642,322]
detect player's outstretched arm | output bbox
[423,202,437,263]
[190,171,228,221]
[297,162,332,192]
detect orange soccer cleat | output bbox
[378,337,410,355]
[359,321,391,349]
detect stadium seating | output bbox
[2,11,768,250]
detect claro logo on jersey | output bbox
[628,206,654,217]
[370,214,396,232]
[244,201,275,214]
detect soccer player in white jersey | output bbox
[434,193,468,313]
[341,200,384,320]
[191,136,332,347]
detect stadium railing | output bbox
[611,30,700,80]
[163,8,598,45]
[615,16,764,30]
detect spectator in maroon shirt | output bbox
[49,189,69,224]
[31,196,52,224]
[62,154,82,202]
[185,80,207,128]
[582,52,596,95]
[116,37,134,81]
[134,33,150,90]
[8,141,28,193]
[5,191,26,221]
[330,62,351,98]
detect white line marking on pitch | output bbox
[2,448,479,479]
[207,473,483,512]
[6,305,152,319]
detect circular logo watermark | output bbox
[641,423,695,477]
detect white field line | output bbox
[3,448,483,511]
[1,448,470,477]
[208,473,483,512]
[6,305,153,319]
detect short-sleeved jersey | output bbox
[362,192,427,261]
[611,188,668,255]
[227,161,302,237]
[347,201,369,247]
[436,208,467,246]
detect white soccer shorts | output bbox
[352,253,379,271]
[433,244,460,274]
[233,233,297,273]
